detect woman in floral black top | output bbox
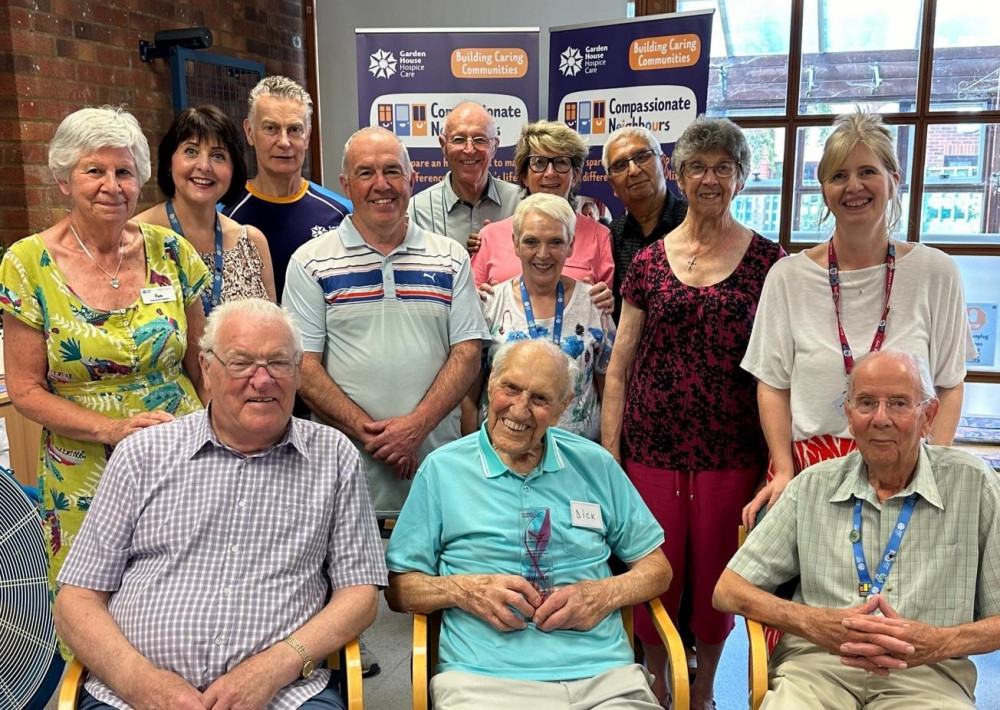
[602,117,784,710]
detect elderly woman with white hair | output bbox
[0,106,208,614]
[463,192,615,441]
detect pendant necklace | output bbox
[70,223,125,288]
[684,232,729,270]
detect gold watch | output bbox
[283,635,315,678]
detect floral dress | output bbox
[0,223,208,598]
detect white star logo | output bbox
[559,46,583,77]
[368,49,398,79]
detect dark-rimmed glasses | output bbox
[528,155,575,174]
[607,148,660,176]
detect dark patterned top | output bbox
[198,225,270,307]
[608,191,688,321]
[621,232,785,470]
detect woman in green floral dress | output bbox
[0,107,208,612]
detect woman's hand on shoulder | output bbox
[741,470,793,531]
[582,279,613,313]
[103,410,176,447]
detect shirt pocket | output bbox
[266,503,330,573]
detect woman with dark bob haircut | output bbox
[136,105,275,312]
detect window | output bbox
[671,0,1000,393]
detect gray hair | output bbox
[341,126,413,176]
[602,126,660,172]
[489,339,577,403]
[512,192,577,248]
[199,298,304,361]
[818,108,903,234]
[845,350,936,403]
[672,115,751,182]
[247,75,313,127]
[49,106,151,186]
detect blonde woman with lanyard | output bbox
[137,105,275,314]
[741,109,975,532]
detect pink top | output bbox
[471,213,615,287]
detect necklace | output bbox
[69,223,125,288]
[683,232,729,270]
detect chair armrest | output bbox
[745,617,768,710]
[342,638,364,710]
[413,613,429,710]
[645,597,689,710]
[58,659,86,710]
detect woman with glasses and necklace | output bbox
[602,117,784,710]
[463,193,615,441]
[0,107,208,635]
[472,121,615,309]
[136,105,276,313]
[741,109,974,528]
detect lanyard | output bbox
[166,199,224,315]
[851,492,918,598]
[520,278,564,345]
[827,240,895,375]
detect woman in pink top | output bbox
[472,121,614,292]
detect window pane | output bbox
[799,0,922,115]
[953,256,1000,375]
[677,0,792,117]
[790,123,914,243]
[732,127,785,239]
[919,123,1000,245]
[931,5,1000,111]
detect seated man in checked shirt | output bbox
[54,298,387,710]
[714,350,1000,710]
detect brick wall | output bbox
[0,0,307,247]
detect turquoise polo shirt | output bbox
[385,425,664,681]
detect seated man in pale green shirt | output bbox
[714,349,1000,709]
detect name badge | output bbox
[570,500,603,530]
[141,286,176,304]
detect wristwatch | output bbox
[283,635,315,678]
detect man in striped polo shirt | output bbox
[284,126,489,523]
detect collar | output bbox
[477,423,564,480]
[187,406,310,461]
[829,443,944,510]
[442,171,501,210]
[337,214,426,253]
[244,178,308,204]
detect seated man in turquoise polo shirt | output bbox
[386,338,671,709]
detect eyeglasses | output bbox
[607,149,660,176]
[446,135,494,149]
[207,350,299,379]
[847,396,932,417]
[527,155,575,174]
[681,161,741,179]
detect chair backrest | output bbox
[739,525,768,710]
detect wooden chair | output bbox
[738,525,769,710]
[58,639,364,710]
[411,596,690,710]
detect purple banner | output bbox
[548,12,713,216]
[356,29,540,193]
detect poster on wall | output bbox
[356,28,539,193]
[548,11,714,217]
[967,303,997,368]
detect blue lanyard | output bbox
[851,492,918,598]
[166,199,223,315]
[519,278,564,345]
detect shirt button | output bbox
[231,544,240,553]
[885,585,894,592]
[523,485,530,492]
[222,587,231,597]
[214,637,224,646]
[238,499,247,508]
